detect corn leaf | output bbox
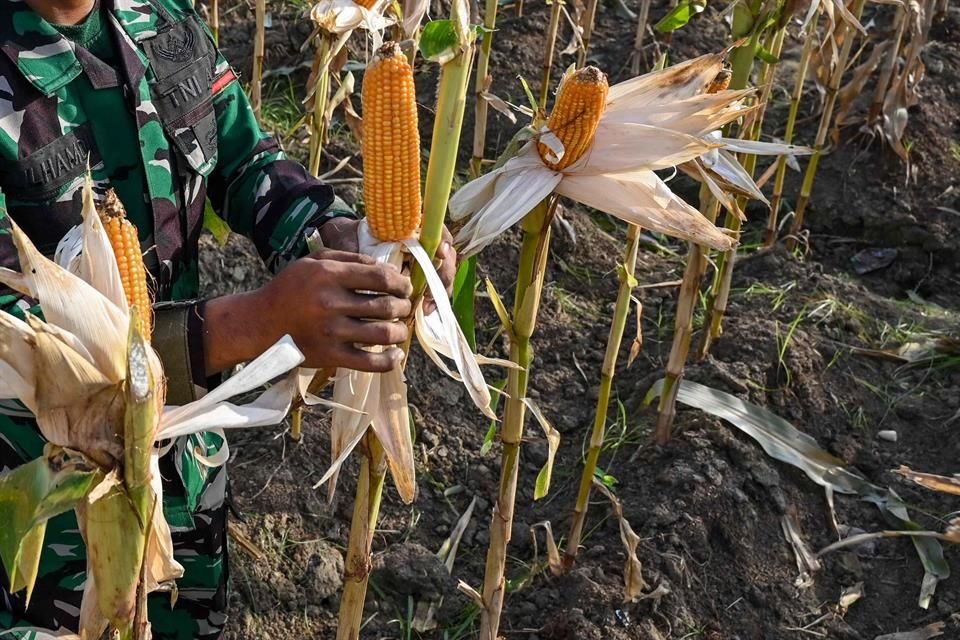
[419,19,459,63]
[452,257,477,350]
[896,466,960,496]
[654,0,706,33]
[874,621,946,640]
[480,378,508,455]
[0,449,98,603]
[644,379,878,495]
[202,200,231,246]
[523,399,561,500]
[647,379,951,609]
[594,480,646,601]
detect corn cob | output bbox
[537,66,609,171]
[706,67,732,94]
[353,0,378,8]
[361,42,422,242]
[101,191,152,339]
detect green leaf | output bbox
[594,466,618,489]
[420,19,459,63]
[452,257,477,351]
[654,0,706,33]
[0,449,99,603]
[518,76,539,114]
[480,379,508,455]
[485,278,515,340]
[203,200,232,246]
[756,45,780,65]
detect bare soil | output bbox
[199,1,960,638]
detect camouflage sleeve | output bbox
[0,193,39,320]
[205,57,355,275]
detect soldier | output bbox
[0,0,456,637]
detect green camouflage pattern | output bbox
[0,0,350,637]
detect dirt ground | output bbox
[197,0,960,638]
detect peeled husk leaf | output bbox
[0,447,99,605]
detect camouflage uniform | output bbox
[0,0,351,636]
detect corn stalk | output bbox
[118,307,157,640]
[698,3,784,358]
[563,223,640,568]
[655,187,719,442]
[540,0,564,106]
[630,0,653,75]
[578,0,600,67]
[469,0,501,178]
[337,20,475,638]
[787,0,867,250]
[479,196,555,640]
[250,0,266,116]
[210,0,220,44]
[767,21,816,246]
[335,436,387,640]
[307,37,335,178]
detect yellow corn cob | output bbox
[102,191,153,339]
[361,42,422,242]
[353,0,378,8]
[538,66,609,171]
[706,68,732,94]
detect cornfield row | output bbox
[0,0,952,637]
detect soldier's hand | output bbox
[203,249,412,373]
[319,218,458,310]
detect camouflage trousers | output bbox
[0,413,230,640]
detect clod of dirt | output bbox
[289,540,344,602]
[371,542,456,603]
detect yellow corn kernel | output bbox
[353,0,378,8]
[102,191,153,339]
[361,42,422,242]
[537,66,609,171]
[706,68,732,94]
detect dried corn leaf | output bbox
[874,622,946,640]
[523,399,560,500]
[645,379,875,495]
[781,511,821,588]
[413,497,478,631]
[594,480,646,601]
[896,466,960,496]
[833,41,887,138]
[648,379,951,608]
[530,521,563,576]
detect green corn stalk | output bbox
[337,11,476,638]
[563,223,641,568]
[698,0,785,359]
[479,196,555,640]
